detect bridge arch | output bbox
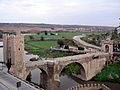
[26,68,41,84]
[25,66,48,79]
[26,67,48,89]
[59,62,87,80]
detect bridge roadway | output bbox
[25,52,108,69]
[0,68,40,90]
[73,35,101,51]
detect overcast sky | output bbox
[0,0,119,26]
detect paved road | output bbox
[0,66,40,90]
[73,35,101,50]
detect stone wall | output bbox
[67,83,111,90]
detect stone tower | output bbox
[101,39,113,54]
[3,33,25,78]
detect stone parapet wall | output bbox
[67,83,111,90]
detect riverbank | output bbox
[94,63,120,84]
[66,73,120,90]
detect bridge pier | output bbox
[40,70,48,89]
[47,62,60,90]
[47,78,60,90]
[40,62,60,90]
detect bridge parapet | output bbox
[67,83,111,90]
[53,52,109,63]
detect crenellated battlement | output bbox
[68,83,111,90]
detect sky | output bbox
[0,0,119,26]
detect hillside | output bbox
[0,23,114,33]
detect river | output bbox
[28,68,120,90]
[29,68,78,90]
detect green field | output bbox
[94,64,120,83]
[25,39,79,58]
[24,32,102,58]
[25,32,83,58]
[25,32,85,58]
[26,41,57,49]
[25,40,56,57]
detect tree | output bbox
[44,31,48,35]
[64,63,81,74]
[29,35,34,39]
[64,45,69,49]
[111,29,118,40]
[41,36,44,41]
[57,39,64,47]
[37,32,40,35]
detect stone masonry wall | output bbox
[67,83,111,90]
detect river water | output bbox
[0,43,120,90]
[29,68,78,90]
[28,68,120,90]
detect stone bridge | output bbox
[3,34,112,90]
[25,52,109,80]
[11,52,109,90]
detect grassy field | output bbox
[24,32,102,58]
[94,64,120,83]
[25,32,81,58]
[26,41,57,49]
[25,32,83,57]
[25,40,56,57]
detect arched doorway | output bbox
[26,68,48,89]
[105,45,109,53]
[59,62,86,90]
